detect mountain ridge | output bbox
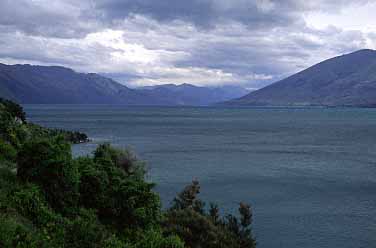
[225,49,376,107]
[0,63,153,104]
[138,83,249,105]
[0,63,248,105]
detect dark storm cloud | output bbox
[95,0,214,26]
[94,0,372,30]
[94,0,302,30]
[1,0,370,38]
[0,0,100,38]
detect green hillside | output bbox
[0,99,256,247]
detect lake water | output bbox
[24,105,376,248]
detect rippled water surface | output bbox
[24,105,376,248]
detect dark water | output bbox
[24,105,376,248]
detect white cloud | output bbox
[304,1,376,32]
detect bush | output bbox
[64,209,109,248]
[0,99,259,247]
[128,229,184,248]
[76,157,110,211]
[94,143,146,178]
[171,179,205,214]
[11,184,59,227]
[80,144,162,231]
[0,139,17,162]
[0,110,28,148]
[165,181,256,248]
[0,214,41,248]
[0,98,26,122]
[16,136,79,214]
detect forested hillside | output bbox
[0,98,256,247]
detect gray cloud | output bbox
[94,0,371,31]
[0,0,375,89]
[0,0,100,38]
[2,0,366,38]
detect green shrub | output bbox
[171,179,205,214]
[79,144,162,231]
[0,139,17,162]
[165,208,242,248]
[0,110,28,147]
[128,229,184,248]
[16,136,79,214]
[165,181,256,248]
[11,184,59,227]
[28,124,89,144]
[0,99,259,247]
[64,209,108,248]
[94,143,146,179]
[76,157,110,210]
[0,214,41,248]
[0,98,26,122]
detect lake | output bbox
[24,105,376,248]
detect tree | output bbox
[224,203,256,248]
[209,202,220,224]
[16,136,79,214]
[0,98,26,122]
[166,181,256,248]
[0,139,17,162]
[171,180,205,214]
[94,143,146,179]
[238,202,256,248]
[127,229,184,248]
[0,105,28,147]
[1,99,258,247]
[80,144,162,231]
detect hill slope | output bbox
[0,99,256,248]
[0,63,159,104]
[0,63,248,105]
[226,49,376,107]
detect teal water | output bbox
[24,105,376,248]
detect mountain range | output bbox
[226,49,376,107]
[138,83,248,106]
[0,63,248,105]
[2,49,376,107]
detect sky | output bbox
[0,0,375,89]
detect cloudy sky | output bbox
[0,0,375,89]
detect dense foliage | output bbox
[164,181,256,248]
[0,98,26,122]
[26,123,89,144]
[0,99,256,247]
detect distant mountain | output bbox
[0,63,162,104]
[138,83,249,105]
[0,63,249,105]
[225,49,376,107]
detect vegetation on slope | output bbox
[0,98,88,145]
[0,99,256,247]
